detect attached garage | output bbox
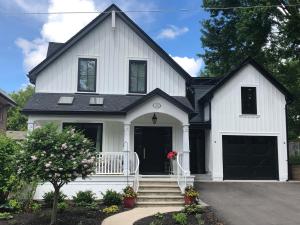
[223,135,279,180]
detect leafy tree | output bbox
[200,0,300,139]
[7,85,34,131]
[0,134,20,204]
[18,124,96,225]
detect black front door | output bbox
[134,127,172,174]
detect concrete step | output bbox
[136,201,184,207]
[138,191,182,196]
[138,196,184,202]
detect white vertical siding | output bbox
[35,15,186,96]
[208,64,287,181]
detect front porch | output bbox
[31,93,195,199]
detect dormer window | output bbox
[241,87,257,114]
[129,60,147,94]
[78,58,96,92]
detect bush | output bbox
[8,199,21,212]
[57,202,68,212]
[30,202,42,213]
[0,135,20,204]
[290,154,300,164]
[149,213,164,225]
[43,191,67,207]
[73,191,96,207]
[183,204,204,215]
[0,212,13,220]
[102,190,122,206]
[102,205,119,214]
[172,212,187,225]
[195,213,204,225]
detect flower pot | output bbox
[123,197,136,208]
[184,195,196,205]
[291,164,300,180]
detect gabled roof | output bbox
[123,88,194,113]
[22,89,193,115]
[198,57,293,103]
[46,42,63,57]
[0,89,17,106]
[28,4,191,84]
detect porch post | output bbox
[182,124,190,176]
[123,123,131,175]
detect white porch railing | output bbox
[132,152,140,192]
[177,152,188,193]
[95,152,125,174]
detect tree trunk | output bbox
[50,187,60,225]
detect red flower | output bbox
[167,151,177,160]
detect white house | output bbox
[23,4,292,203]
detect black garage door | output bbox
[223,135,278,180]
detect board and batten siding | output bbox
[35,15,186,96]
[208,64,288,181]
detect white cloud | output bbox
[16,0,156,72]
[157,25,189,40]
[172,56,203,77]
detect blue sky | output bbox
[0,0,208,93]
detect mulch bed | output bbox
[0,205,128,225]
[134,207,224,225]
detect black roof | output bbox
[0,89,17,106]
[198,57,293,103]
[23,89,193,115]
[46,42,64,57]
[28,4,191,84]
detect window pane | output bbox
[129,61,146,93]
[241,87,257,114]
[78,58,96,92]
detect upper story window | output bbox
[78,58,97,92]
[241,86,257,114]
[129,60,147,94]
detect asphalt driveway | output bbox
[195,182,300,225]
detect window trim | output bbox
[241,86,258,115]
[128,60,147,94]
[77,58,97,93]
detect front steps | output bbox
[137,176,184,207]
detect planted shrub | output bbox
[183,204,204,215]
[149,213,164,225]
[8,199,21,212]
[43,191,67,207]
[73,191,96,207]
[57,202,68,212]
[172,212,187,225]
[102,205,119,214]
[195,213,204,225]
[0,212,13,220]
[30,202,42,213]
[102,190,122,206]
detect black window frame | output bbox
[128,60,147,94]
[77,58,97,92]
[63,123,103,152]
[241,86,257,115]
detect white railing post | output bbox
[123,123,131,175]
[182,124,191,176]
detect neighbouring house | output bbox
[23,4,292,201]
[0,89,16,133]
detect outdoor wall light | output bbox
[152,113,157,124]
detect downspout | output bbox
[285,103,289,181]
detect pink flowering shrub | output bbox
[17,123,96,225]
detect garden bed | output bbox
[133,207,223,225]
[0,205,128,225]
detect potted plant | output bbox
[122,186,137,208]
[184,185,199,205]
[167,151,177,174]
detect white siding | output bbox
[208,64,287,181]
[35,15,186,96]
